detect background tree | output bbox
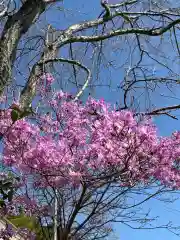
[0,0,180,239]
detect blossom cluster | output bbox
[0,87,180,190]
[0,75,180,237]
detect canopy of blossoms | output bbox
[0,75,180,190]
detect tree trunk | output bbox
[0,0,46,96]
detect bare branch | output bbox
[108,0,137,8]
[39,57,91,100]
[20,57,91,107]
[64,18,180,44]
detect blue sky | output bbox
[42,1,180,239]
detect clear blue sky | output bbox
[17,0,180,239]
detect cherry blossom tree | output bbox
[0,0,180,239]
[0,79,180,239]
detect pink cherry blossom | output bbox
[0,86,180,191]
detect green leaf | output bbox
[11,109,20,122]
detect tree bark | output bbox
[0,0,47,96]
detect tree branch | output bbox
[20,57,91,107]
[18,3,179,109]
[108,0,137,8]
[40,58,91,100]
[64,18,180,44]
[147,104,180,116]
